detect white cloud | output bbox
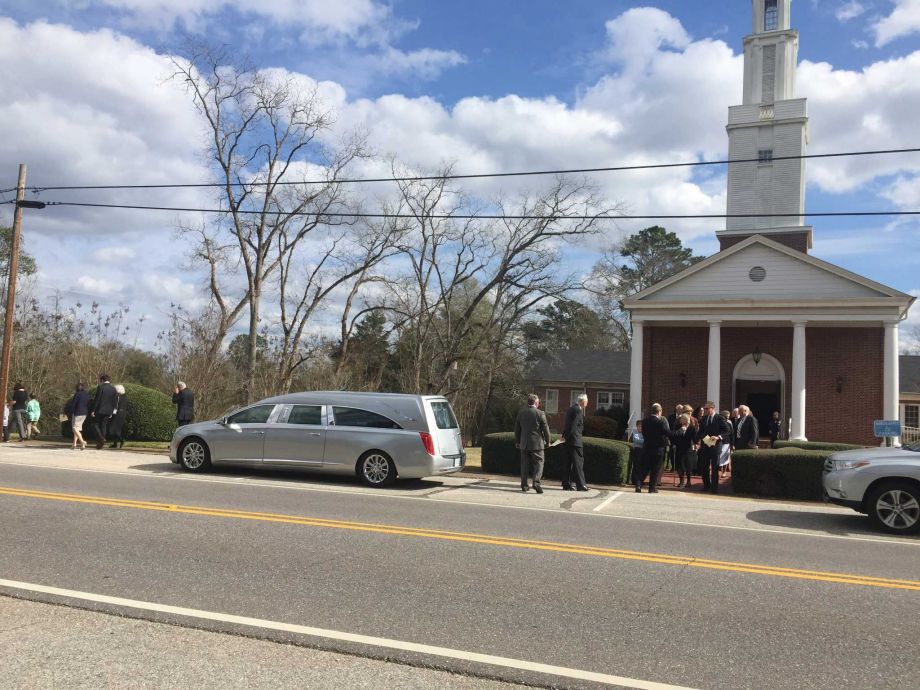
[75,275,121,295]
[874,0,920,46]
[92,246,137,262]
[836,1,866,22]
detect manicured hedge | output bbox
[481,432,631,485]
[731,448,834,500]
[583,415,619,440]
[774,440,866,452]
[61,383,177,442]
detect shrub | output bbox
[583,415,619,440]
[481,432,631,485]
[61,383,177,442]
[731,448,834,500]
[774,440,866,452]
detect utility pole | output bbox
[0,164,27,405]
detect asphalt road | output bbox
[1,445,918,689]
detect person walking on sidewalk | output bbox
[108,384,127,449]
[10,383,28,441]
[91,374,118,450]
[25,394,41,438]
[66,383,91,450]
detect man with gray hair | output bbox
[562,393,589,491]
[172,381,195,427]
[514,393,551,494]
[636,402,670,493]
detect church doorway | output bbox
[733,353,785,438]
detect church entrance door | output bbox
[732,353,785,439]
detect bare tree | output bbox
[170,46,367,401]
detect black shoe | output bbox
[562,485,574,491]
[576,486,589,492]
[96,441,105,450]
[635,486,642,493]
[534,485,544,494]
[521,486,529,492]
[649,488,659,493]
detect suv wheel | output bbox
[867,482,920,535]
[358,451,396,487]
[179,438,211,473]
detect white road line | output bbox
[0,578,697,690]
[1,459,917,547]
[593,492,623,512]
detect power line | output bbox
[9,147,920,192]
[7,199,920,220]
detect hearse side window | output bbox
[430,401,458,429]
[227,405,274,425]
[287,405,322,426]
[332,407,402,429]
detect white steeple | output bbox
[719,0,812,252]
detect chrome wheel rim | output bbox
[182,441,206,469]
[877,490,920,530]
[363,454,390,484]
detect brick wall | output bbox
[641,326,709,415]
[805,327,883,446]
[535,385,628,433]
[640,324,884,445]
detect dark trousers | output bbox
[638,448,665,489]
[92,415,111,445]
[562,444,586,488]
[675,448,693,480]
[698,445,722,491]
[178,419,192,427]
[2,424,8,442]
[520,450,545,488]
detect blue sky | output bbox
[0,0,919,344]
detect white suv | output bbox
[823,441,920,535]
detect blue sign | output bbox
[873,420,902,438]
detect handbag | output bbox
[59,413,69,422]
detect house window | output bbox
[544,389,559,415]
[758,149,773,163]
[598,391,625,410]
[764,0,778,31]
[570,390,586,406]
[905,405,920,429]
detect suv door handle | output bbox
[307,432,322,437]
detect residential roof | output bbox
[903,355,920,394]
[531,350,920,393]
[530,350,631,385]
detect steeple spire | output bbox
[718,0,812,252]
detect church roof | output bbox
[530,350,631,386]
[623,234,914,309]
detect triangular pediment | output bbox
[625,235,908,305]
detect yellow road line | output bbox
[2,486,918,591]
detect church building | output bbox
[623,0,914,446]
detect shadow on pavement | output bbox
[745,508,917,539]
[128,461,445,492]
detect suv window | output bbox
[227,405,274,425]
[287,405,322,426]
[332,407,401,429]
[430,401,458,430]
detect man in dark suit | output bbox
[562,393,588,491]
[91,373,118,450]
[514,394,551,494]
[637,403,670,493]
[735,404,760,449]
[172,381,195,426]
[696,401,732,493]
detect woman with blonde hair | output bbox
[108,384,127,449]
[670,413,695,488]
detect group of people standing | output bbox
[4,376,195,451]
[632,402,780,494]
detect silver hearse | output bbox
[169,392,466,486]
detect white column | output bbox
[790,321,807,441]
[884,321,900,434]
[629,320,644,428]
[707,320,721,409]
